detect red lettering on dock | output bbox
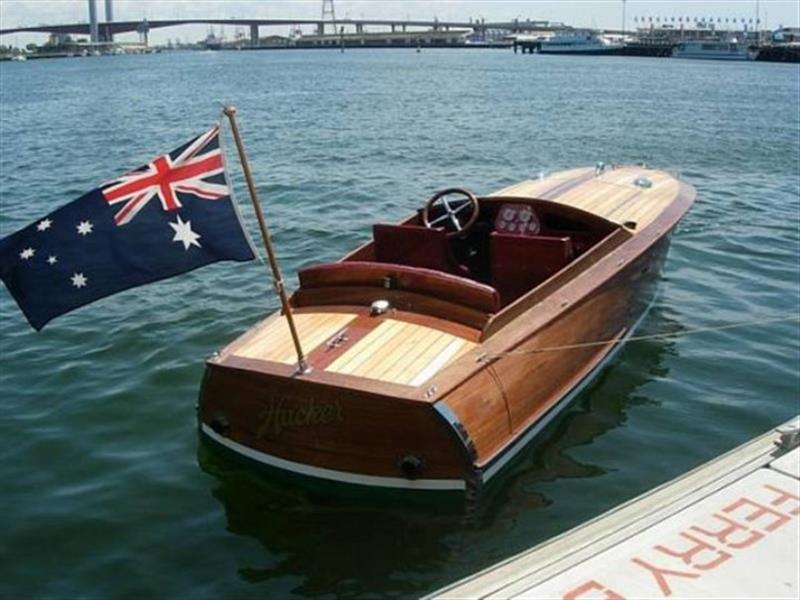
[654,531,732,570]
[572,480,800,598]
[762,483,800,516]
[722,497,791,532]
[630,558,699,597]
[690,513,764,549]
[562,579,626,600]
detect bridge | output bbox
[0,17,568,45]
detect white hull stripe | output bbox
[480,298,657,483]
[201,424,466,491]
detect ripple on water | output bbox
[0,51,798,598]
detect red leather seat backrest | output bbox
[372,223,469,277]
[298,261,500,313]
[490,233,574,306]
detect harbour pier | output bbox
[513,38,674,57]
[513,36,799,61]
[431,416,800,599]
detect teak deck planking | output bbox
[234,312,356,364]
[233,312,477,387]
[327,320,475,386]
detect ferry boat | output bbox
[199,165,695,492]
[673,39,756,61]
[539,30,623,55]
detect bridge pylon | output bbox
[136,18,149,46]
[320,0,336,35]
[104,0,114,42]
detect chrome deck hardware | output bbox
[775,417,800,451]
[370,299,390,316]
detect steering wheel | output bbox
[422,188,480,237]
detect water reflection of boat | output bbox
[199,165,694,493]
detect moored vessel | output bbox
[199,164,695,492]
[538,29,623,55]
[672,39,756,61]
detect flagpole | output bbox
[222,105,309,374]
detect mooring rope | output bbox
[479,314,799,360]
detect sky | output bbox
[1,1,798,46]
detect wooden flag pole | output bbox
[222,106,309,374]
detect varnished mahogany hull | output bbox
[199,232,673,492]
[446,235,671,483]
[198,168,694,492]
[200,360,471,490]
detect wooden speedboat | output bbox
[199,164,695,492]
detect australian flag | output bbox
[0,124,255,330]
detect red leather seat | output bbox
[298,261,500,313]
[490,233,574,306]
[372,223,470,278]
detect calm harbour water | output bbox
[0,49,798,598]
